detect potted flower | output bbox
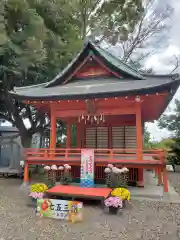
[62,164,72,185]
[58,165,64,183]
[104,164,129,188]
[29,183,48,205]
[44,165,57,187]
[104,197,123,214]
[111,187,131,207]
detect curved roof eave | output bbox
[10,78,180,101]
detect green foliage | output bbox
[158,99,180,137]
[143,126,159,149]
[143,126,173,150]
[143,126,153,149]
[167,138,180,166]
[155,138,174,149]
[89,0,143,44]
[0,0,144,146]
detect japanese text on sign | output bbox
[36,199,83,222]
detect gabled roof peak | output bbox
[45,40,144,88]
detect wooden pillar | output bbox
[50,105,56,150]
[108,125,112,149]
[81,123,85,148]
[163,167,168,192]
[136,102,143,187]
[66,120,71,148]
[24,163,29,183]
[157,168,162,186]
[76,123,81,148]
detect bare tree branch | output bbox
[170,55,180,74]
[118,1,173,65]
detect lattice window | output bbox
[97,127,108,149]
[112,126,125,149]
[85,127,96,148]
[125,126,137,149]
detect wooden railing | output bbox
[24,148,166,166]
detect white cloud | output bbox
[147,122,170,141]
[145,0,180,141]
[145,45,180,73]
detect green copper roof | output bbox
[46,41,144,87]
[91,42,144,79]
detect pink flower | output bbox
[112,167,119,173]
[58,166,64,170]
[107,164,114,169]
[104,197,123,208]
[29,192,44,199]
[51,165,57,170]
[104,167,111,173]
[44,166,50,171]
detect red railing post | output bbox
[109,149,113,159]
[65,149,68,159]
[45,149,48,158]
[24,163,29,183]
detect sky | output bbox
[144,0,180,141]
[2,0,180,142]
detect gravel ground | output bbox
[168,172,180,196]
[0,178,180,240]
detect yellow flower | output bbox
[30,183,48,193]
[111,188,131,201]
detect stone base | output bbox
[20,181,29,188]
[137,181,144,187]
[19,182,30,196]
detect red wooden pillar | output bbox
[50,105,56,150]
[136,102,143,187]
[24,163,29,183]
[66,120,71,148]
[81,123,85,148]
[163,167,168,192]
[108,125,112,149]
[76,123,81,148]
[157,168,162,185]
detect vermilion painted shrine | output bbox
[12,41,180,193]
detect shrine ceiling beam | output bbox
[55,107,136,118]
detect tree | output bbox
[143,126,153,149]
[143,126,160,149]
[103,0,173,69]
[158,99,180,166]
[0,0,144,147]
[158,99,180,137]
[167,138,180,167]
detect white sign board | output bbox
[80,149,94,187]
[36,199,83,222]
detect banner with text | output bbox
[36,199,83,223]
[80,149,94,187]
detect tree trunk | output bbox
[20,134,33,148]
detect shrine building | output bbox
[11,41,180,192]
